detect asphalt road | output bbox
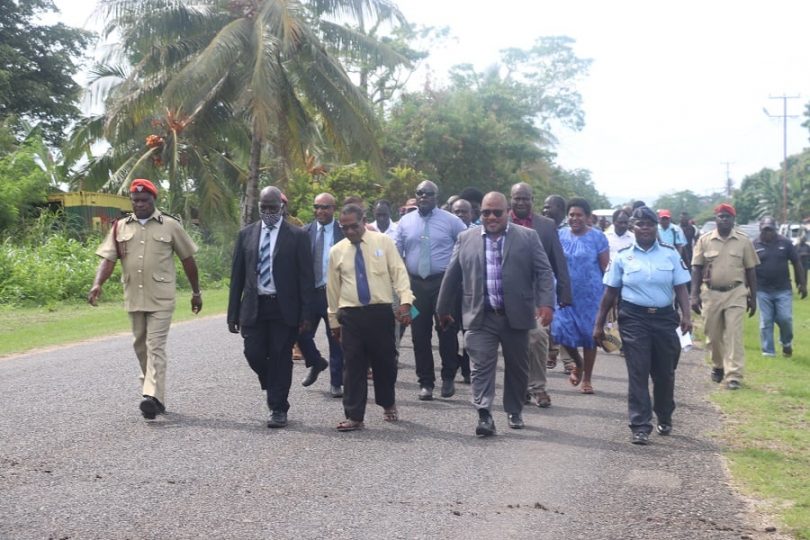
[0,315,783,539]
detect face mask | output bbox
[260,211,282,227]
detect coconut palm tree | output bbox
[84,0,409,226]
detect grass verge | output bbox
[0,289,229,357]
[709,291,810,539]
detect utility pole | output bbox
[721,161,734,196]
[764,95,800,224]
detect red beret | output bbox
[130,178,158,197]
[714,203,736,216]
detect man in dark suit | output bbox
[228,186,314,428]
[299,192,345,397]
[437,192,555,437]
[510,182,573,408]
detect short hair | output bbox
[566,197,592,216]
[459,187,484,204]
[612,208,629,222]
[374,199,392,211]
[341,204,365,222]
[342,195,364,206]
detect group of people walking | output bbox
[89,178,806,444]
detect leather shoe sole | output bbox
[301,359,328,387]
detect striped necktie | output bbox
[258,226,273,288]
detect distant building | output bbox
[47,192,132,233]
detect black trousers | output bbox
[297,286,344,387]
[409,274,459,388]
[340,304,397,422]
[241,296,297,413]
[618,301,681,434]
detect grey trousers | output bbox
[464,312,529,414]
[527,321,549,392]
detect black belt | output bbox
[485,307,506,315]
[620,301,673,314]
[315,285,327,291]
[409,273,444,281]
[340,304,389,311]
[259,294,278,300]
[708,282,741,292]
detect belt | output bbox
[620,301,673,314]
[340,304,389,311]
[409,273,444,281]
[707,282,741,292]
[315,285,327,291]
[259,294,278,300]
[485,307,506,316]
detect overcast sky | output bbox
[55,0,810,204]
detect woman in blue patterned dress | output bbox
[551,197,610,394]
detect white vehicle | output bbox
[778,223,810,245]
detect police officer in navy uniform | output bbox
[593,206,692,445]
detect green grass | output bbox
[708,291,810,539]
[0,289,229,357]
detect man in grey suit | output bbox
[510,182,572,408]
[437,192,555,436]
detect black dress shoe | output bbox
[418,387,433,401]
[631,432,650,445]
[440,379,455,398]
[711,368,724,383]
[656,423,672,436]
[726,380,741,390]
[267,411,288,428]
[301,358,328,387]
[507,413,525,429]
[139,396,165,419]
[330,385,343,398]
[476,414,496,437]
[462,374,471,384]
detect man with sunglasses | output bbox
[228,186,314,428]
[437,192,554,436]
[395,180,467,401]
[299,193,345,397]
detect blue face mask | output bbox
[260,211,282,227]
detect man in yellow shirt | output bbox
[327,204,414,431]
[88,178,201,419]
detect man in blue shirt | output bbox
[299,192,345,397]
[395,180,467,400]
[657,209,686,258]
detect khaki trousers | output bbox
[527,321,550,392]
[129,310,173,404]
[701,286,747,382]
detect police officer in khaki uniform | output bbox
[690,203,758,390]
[88,179,202,419]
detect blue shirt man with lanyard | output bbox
[594,206,692,445]
[395,180,467,401]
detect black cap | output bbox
[760,217,776,230]
[631,206,658,224]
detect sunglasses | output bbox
[415,190,435,197]
[313,204,333,210]
[480,209,504,218]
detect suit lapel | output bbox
[502,229,513,265]
[308,221,317,250]
[247,222,261,273]
[274,221,287,257]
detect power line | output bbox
[764,94,800,223]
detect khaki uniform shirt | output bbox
[692,227,759,289]
[327,230,415,328]
[96,210,198,312]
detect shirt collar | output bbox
[480,224,510,237]
[632,239,659,253]
[510,211,533,227]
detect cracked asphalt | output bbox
[0,315,785,539]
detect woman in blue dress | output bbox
[551,197,610,394]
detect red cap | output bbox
[130,178,158,197]
[714,203,736,216]
[657,209,671,219]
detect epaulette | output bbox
[124,213,136,223]
[617,245,632,253]
[159,211,181,223]
[659,242,676,250]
